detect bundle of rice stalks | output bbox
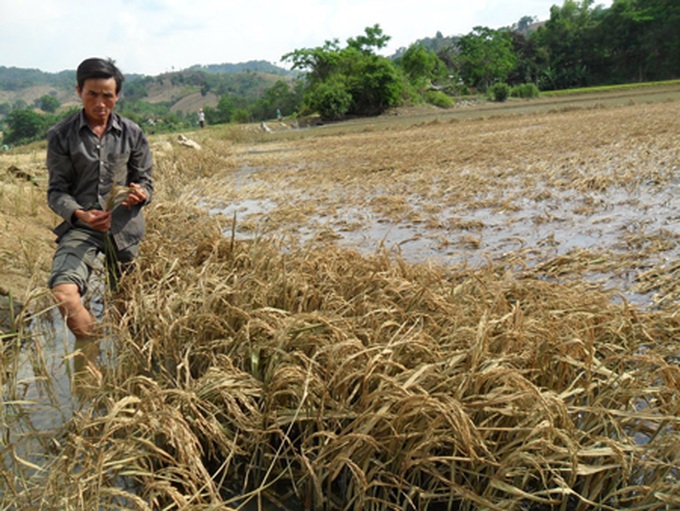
[104,185,135,211]
[634,259,680,309]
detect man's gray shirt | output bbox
[47,110,153,251]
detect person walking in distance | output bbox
[198,108,206,128]
[46,58,153,352]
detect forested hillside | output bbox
[0,60,300,144]
[187,61,295,75]
[0,60,293,111]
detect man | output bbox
[46,58,153,343]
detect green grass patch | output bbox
[541,79,680,97]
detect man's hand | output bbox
[76,209,112,232]
[122,183,148,207]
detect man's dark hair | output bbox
[77,58,125,94]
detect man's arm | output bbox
[46,129,82,226]
[125,128,154,207]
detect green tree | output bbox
[3,108,49,145]
[507,31,545,86]
[599,0,680,82]
[307,77,352,120]
[251,80,302,120]
[216,95,235,122]
[456,26,517,91]
[399,43,446,85]
[531,0,606,89]
[345,50,403,116]
[283,25,404,120]
[346,23,391,53]
[203,96,234,125]
[35,94,61,113]
[284,39,343,86]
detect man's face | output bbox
[77,77,119,124]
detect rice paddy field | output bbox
[1,87,679,510]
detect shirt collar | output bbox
[78,109,122,134]
[109,113,123,133]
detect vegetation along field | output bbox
[1,86,679,510]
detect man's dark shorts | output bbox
[48,228,138,296]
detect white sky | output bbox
[1,0,613,76]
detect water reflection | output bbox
[1,269,111,474]
[71,337,102,401]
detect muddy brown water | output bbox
[211,171,680,307]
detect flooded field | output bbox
[2,90,679,510]
[212,165,680,305]
[202,98,680,309]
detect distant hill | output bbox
[123,66,297,113]
[0,66,75,91]
[186,60,295,76]
[0,61,297,115]
[0,60,292,86]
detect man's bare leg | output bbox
[52,283,101,394]
[52,283,96,339]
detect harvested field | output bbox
[200,98,680,308]
[1,89,679,510]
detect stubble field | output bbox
[1,88,679,510]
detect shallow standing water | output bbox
[1,266,115,470]
[209,168,680,308]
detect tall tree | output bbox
[507,31,545,85]
[635,0,680,80]
[531,0,607,89]
[283,26,404,119]
[398,43,447,86]
[456,26,516,91]
[598,0,654,82]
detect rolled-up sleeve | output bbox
[128,128,154,205]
